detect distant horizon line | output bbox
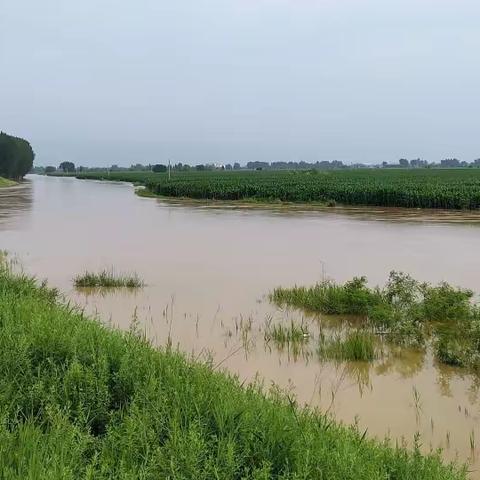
[32,157,480,171]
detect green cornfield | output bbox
[74,169,480,209]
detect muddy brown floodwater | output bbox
[2,175,480,476]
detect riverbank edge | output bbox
[41,174,480,223]
[46,173,480,219]
[135,184,336,208]
[0,176,18,188]
[129,184,480,224]
[0,267,466,478]
[45,173,352,209]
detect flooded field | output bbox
[2,174,480,476]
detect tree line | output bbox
[0,132,35,180]
[34,157,480,175]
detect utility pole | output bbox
[168,159,171,180]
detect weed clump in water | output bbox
[264,320,309,348]
[272,271,480,371]
[318,331,377,362]
[272,276,383,315]
[74,269,144,288]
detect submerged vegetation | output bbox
[0,267,467,479]
[264,319,310,349]
[74,269,144,288]
[318,331,378,362]
[272,272,480,371]
[61,168,480,210]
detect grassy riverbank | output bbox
[54,168,480,210]
[0,268,466,479]
[0,176,17,187]
[271,272,480,371]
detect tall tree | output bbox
[59,161,76,173]
[0,132,35,180]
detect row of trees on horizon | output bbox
[3,130,479,176]
[32,157,480,174]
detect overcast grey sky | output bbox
[1,0,479,166]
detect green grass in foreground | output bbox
[74,269,144,288]
[0,268,466,479]
[0,176,17,187]
[271,272,480,370]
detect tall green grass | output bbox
[318,331,377,362]
[271,276,383,315]
[0,268,466,479]
[74,269,144,288]
[264,320,309,347]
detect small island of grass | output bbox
[74,269,144,288]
